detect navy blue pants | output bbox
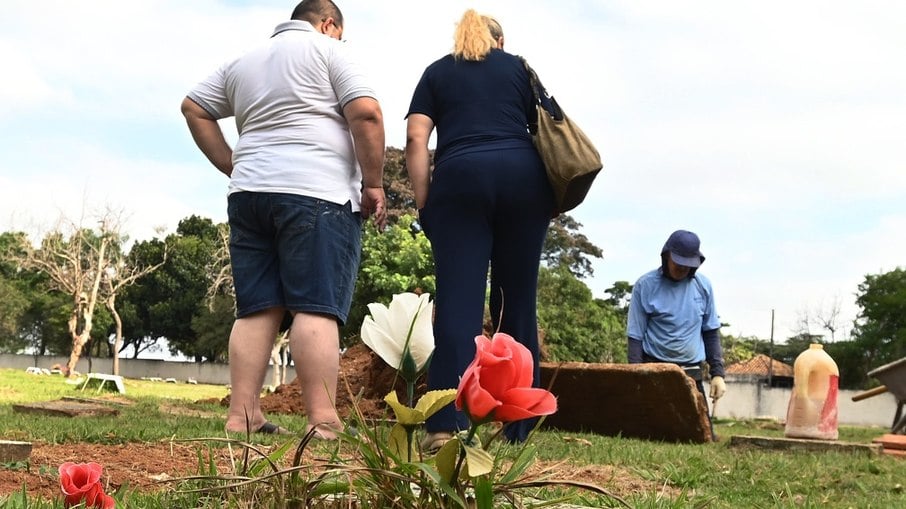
[419,147,555,442]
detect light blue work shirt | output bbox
[627,268,720,365]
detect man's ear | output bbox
[316,17,333,35]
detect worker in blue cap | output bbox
[627,230,726,440]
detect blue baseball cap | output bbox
[662,230,705,268]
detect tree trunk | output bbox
[107,294,123,376]
[65,297,83,376]
[65,236,109,376]
[67,329,91,376]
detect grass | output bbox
[528,421,904,508]
[0,368,230,403]
[0,368,236,443]
[1,367,904,508]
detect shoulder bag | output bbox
[521,58,603,214]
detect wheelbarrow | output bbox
[851,356,906,434]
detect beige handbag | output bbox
[522,58,603,213]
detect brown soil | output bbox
[1,344,677,502]
[211,342,423,420]
[0,441,671,503]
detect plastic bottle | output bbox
[784,343,839,440]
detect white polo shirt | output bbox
[187,20,377,211]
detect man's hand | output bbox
[361,186,387,232]
[710,376,726,401]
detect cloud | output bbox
[1,0,905,344]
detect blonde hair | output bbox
[452,9,503,61]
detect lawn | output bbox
[0,367,903,508]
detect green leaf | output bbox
[247,439,294,477]
[473,476,495,509]
[307,479,351,497]
[383,391,425,425]
[463,442,494,477]
[434,436,460,483]
[414,389,458,420]
[411,461,467,506]
[499,443,536,484]
[387,423,415,462]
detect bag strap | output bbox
[519,57,543,105]
[518,56,564,129]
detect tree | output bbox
[10,209,126,375]
[382,147,417,221]
[123,216,221,361]
[0,232,30,352]
[719,333,758,366]
[536,265,625,363]
[2,247,72,356]
[814,297,844,342]
[604,280,632,319]
[850,267,906,379]
[541,214,603,279]
[189,293,233,363]
[102,232,166,375]
[118,238,169,357]
[341,214,436,345]
[0,275,28,351]
[795,297,847,343]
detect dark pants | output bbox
[420,147,554,442]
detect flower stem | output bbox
[406,381,415,462]
[451,424,479,484]
[406,426,414,463]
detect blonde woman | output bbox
[406,9,555,450]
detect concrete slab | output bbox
[0,440,32,463]
[728,435,881,456]
[61,396,131,407]
[12,400,120,418]
[540,362,712,443]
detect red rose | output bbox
[59,462,115,508]
[455,333,557,424]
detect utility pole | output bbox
[767,309,775,387]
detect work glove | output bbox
[710,376,726,401]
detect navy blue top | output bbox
[407,49,536,164]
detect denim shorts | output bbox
[227,192,363,324]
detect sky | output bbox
[1,0,904,347]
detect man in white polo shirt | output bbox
[181,0,385,440]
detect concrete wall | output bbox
[0,353,295,387]
[706,379,898,429]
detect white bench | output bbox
[80,373,126,394]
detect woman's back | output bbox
[408,49,534,162]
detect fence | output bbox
[0,353,292,387]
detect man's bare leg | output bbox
[225,307,283,433]
[289,311,343,439]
